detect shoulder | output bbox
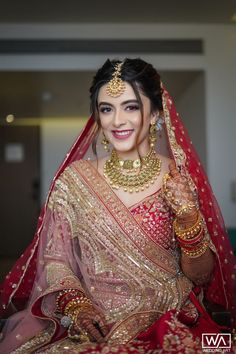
[57,160,88,180]
[87,157,106,176]
[48,160,87,208]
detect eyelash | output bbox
[126,105,139,111]
[100,107,111,113]
[99,105,139,113]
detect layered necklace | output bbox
[103,148,162,193]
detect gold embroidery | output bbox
[35,337,161,353]
[46,262,77,287]
[163,313,202,353]
[12,325,54,354]
[162,89,186,167]
[106,311,159,345]
[51,160,193,343]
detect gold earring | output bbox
[102,132,110,151]
[149,121,157,148]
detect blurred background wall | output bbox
[0,1,236,279]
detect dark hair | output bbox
[89,58,163,154]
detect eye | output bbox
[126,104,139,111]
[99,106,112,113]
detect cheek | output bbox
[99,116,111,130]
[129,114,143,130]
[135,115,151,136]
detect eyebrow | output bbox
[98,99,139,107]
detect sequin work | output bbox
[47,160,193,344]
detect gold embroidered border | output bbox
[106,311,160,345]
[54,162,193,343]
[161,87,186,167]
[76,160,178,276]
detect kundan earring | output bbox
[102,132,110,151]
[149,121,157,148]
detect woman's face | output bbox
[97,82,157,158]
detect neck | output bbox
[113,141,150,161]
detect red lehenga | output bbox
[0,87,235,354]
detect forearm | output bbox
[181,247,215,285]
[175,210,215,286]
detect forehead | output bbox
[97,81,145,104]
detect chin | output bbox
[112,142,137,153]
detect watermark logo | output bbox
[202,333,231,352]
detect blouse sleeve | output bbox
[31,175,85,320]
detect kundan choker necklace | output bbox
[103,148,162,193]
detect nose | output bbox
[113,109,126,127]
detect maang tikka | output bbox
[106,62,126,97]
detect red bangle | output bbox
[178,229,204,247]
[180,240,206,252]
[56,289,84,314]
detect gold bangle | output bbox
[174,213,203,239]
[181,241,208,258]
[55,288,85,313]
[176,203,198,217]
[176,224,202,240]
[70,304,92,323]
[64,295,93,316]
[175,211,202,232]
[177,228,205,247]
[64,301,81,316]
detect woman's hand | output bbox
[73,306,109,343]
[162,161,199,219]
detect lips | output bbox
[111,129,134,140]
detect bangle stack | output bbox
[176,202,199,217]
[181,241,209,258]
[56,288,84,314]
[173,212,202,239]
[173,212,209,258]
[64,296,93,319]
[55,288,93,342]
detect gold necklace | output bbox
[103,148,162,193]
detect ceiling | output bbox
[0,0,236,24]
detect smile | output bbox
[111,130,134,140]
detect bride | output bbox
[0,58,235,353]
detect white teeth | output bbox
[114,131,131,136]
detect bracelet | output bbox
[181,241,209,258]
[180,238,205,252]
[63,296,93,341]
[56,290,93,342]
[64,296,93,316]
[173,213,203,240]
[70,303,93,323]
[177,228,205,247]
[56,288,84,313]
[176,203,198,217]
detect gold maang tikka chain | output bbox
[106,62,126,97]
[104,135,161,193]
